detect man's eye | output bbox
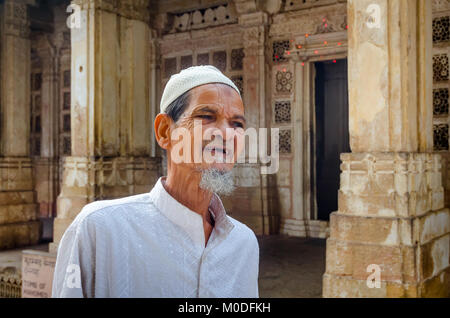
[233,122,244,128]
[198,115,213,120]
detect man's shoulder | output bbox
[70,192,154,229]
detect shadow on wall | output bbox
[265,173,281,235]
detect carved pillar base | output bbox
[323,153,450,297]
[50,156,161,252]
[34,158,59,219]
[0,158,40,249]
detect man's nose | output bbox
[212,120,235,143]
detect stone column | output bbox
[149,29,161,158]
[0,0,40,249]
[234,3,273,235]
[323,0,450,297]
[34,38,60,220]
[50,0,161,252]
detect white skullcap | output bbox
[159,65,241,113]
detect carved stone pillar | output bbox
[50,0,161,252]
[149,28,161,158]
[235,3,273,235]
[34,38,60,220]
[323,0,450,297]
[0,0,40,249]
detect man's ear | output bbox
[154,113,173,150]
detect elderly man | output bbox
[52,65,260,298]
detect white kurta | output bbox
[52,177,260,298]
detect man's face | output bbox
[169,83,245,172]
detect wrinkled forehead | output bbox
[188,83,244,112]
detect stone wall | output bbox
[0,0,40,249]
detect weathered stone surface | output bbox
[0,0,31,157]
[0,221,41,250]
[338,153,444,217]
[347,0,433,153]
[325,238,417,283]
[0,1,40,250]
[270,2,347,37]
[419,266,450,298]
[0,191,34,206]
[323,273,420,298]
[326,152,450,297]
[0,204,38,225]
[73,0,150,22]
[325,152,450,296]
[50,218,74,252]
[330,209,450,246]
[418,209,450,244]
[0,158,35,192]
[324,265,450,298]
[33,156,59,219]
[279,219,329,238]
[419,233,450,281]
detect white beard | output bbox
[198,168,235,195]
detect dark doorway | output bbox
[314,59,350,221]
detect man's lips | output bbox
[203,146,231,156]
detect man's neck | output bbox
[163,166,214,225]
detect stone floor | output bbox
[0,235,326,298]
[257,235,326,298]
